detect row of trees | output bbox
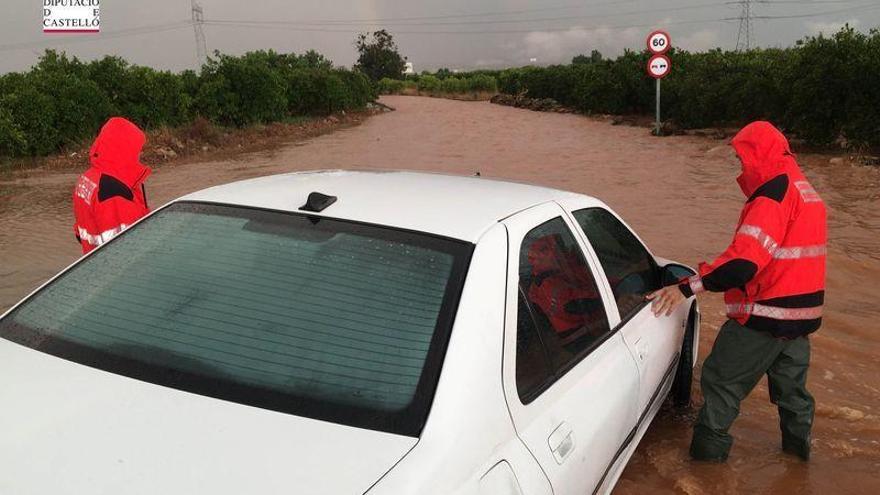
[497,26,880,148]
[0,29,410,159]
[3,26,878,156]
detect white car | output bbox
[0,171,699,495]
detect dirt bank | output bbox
[1,95,878,493]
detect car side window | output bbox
[571,208,661,320]
[517,217,610,386]
[515,290,553,402]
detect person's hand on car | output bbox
[646,285,686,317]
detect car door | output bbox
[564,203,683,414]
[501,202,640,495]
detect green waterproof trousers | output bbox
[690,318,814,461]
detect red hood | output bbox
[89,117,151,187]
[730,121,798,197]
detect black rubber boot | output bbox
[782,434,811,461]
[689,424,732,462]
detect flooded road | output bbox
[2,95,879,493]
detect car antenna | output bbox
[299,192,337,224]
[300,192,337,213]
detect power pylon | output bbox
[191,0,207,69]
[735,0,754,51]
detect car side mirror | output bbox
[661,263,697,286]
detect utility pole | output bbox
[191,0,207,69]
[735,0,754,52]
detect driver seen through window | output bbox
[517,218,610,376]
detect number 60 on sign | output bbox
[647,30,670,55]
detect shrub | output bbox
[378,77,405,94]
[195,53,287,127]
[323,71,353,113]
[0,83,57,156]
[417,74,441,93]
[782,27,880,146]
[284,68,372,115]
[0,106,27,157]
[440,77,465,94]
[0,51,114,155]
[338,69,376,107]
[468,74,498,92]
[285,69,324,115]
[116,67,191,128]
[48,75,117,149]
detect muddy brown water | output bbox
[1,96,878,493]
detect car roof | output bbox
[180,170,586,242]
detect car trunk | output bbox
[0,339,417,494]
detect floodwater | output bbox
[1,96,878,493]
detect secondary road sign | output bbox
[646,30,671,55]
[647,54,671,79]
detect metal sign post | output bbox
[646,30,672,136]
[647,53,671,135]
[656,78,661,136]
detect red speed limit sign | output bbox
[647,30,670,55]
[647,54,671,79]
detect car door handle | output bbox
[635,338,649,363]
[630,337,649,363]
[548,421,575,465]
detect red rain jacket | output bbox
[527,234,605,344]
[73,117,152,254]
[679,121,827,338]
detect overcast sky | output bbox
[2,0,878,74]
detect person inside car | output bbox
[526,234,606,349]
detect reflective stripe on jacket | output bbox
[679,121,827,339]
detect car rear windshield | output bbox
[0,202,472,437]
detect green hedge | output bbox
[497,26,880,147]
[377,78,417,94]
[0,49,376,158]
[379,73,498,95]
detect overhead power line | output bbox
[203,17,733,36]
[0,21,192,53]
[203,1,879,35]
[752,1,880,19]
[274,0,642,24]
[206,2,730,28]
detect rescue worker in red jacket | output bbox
[73,117,152,254]
[648,121,826,462]
[527,234,607,349]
